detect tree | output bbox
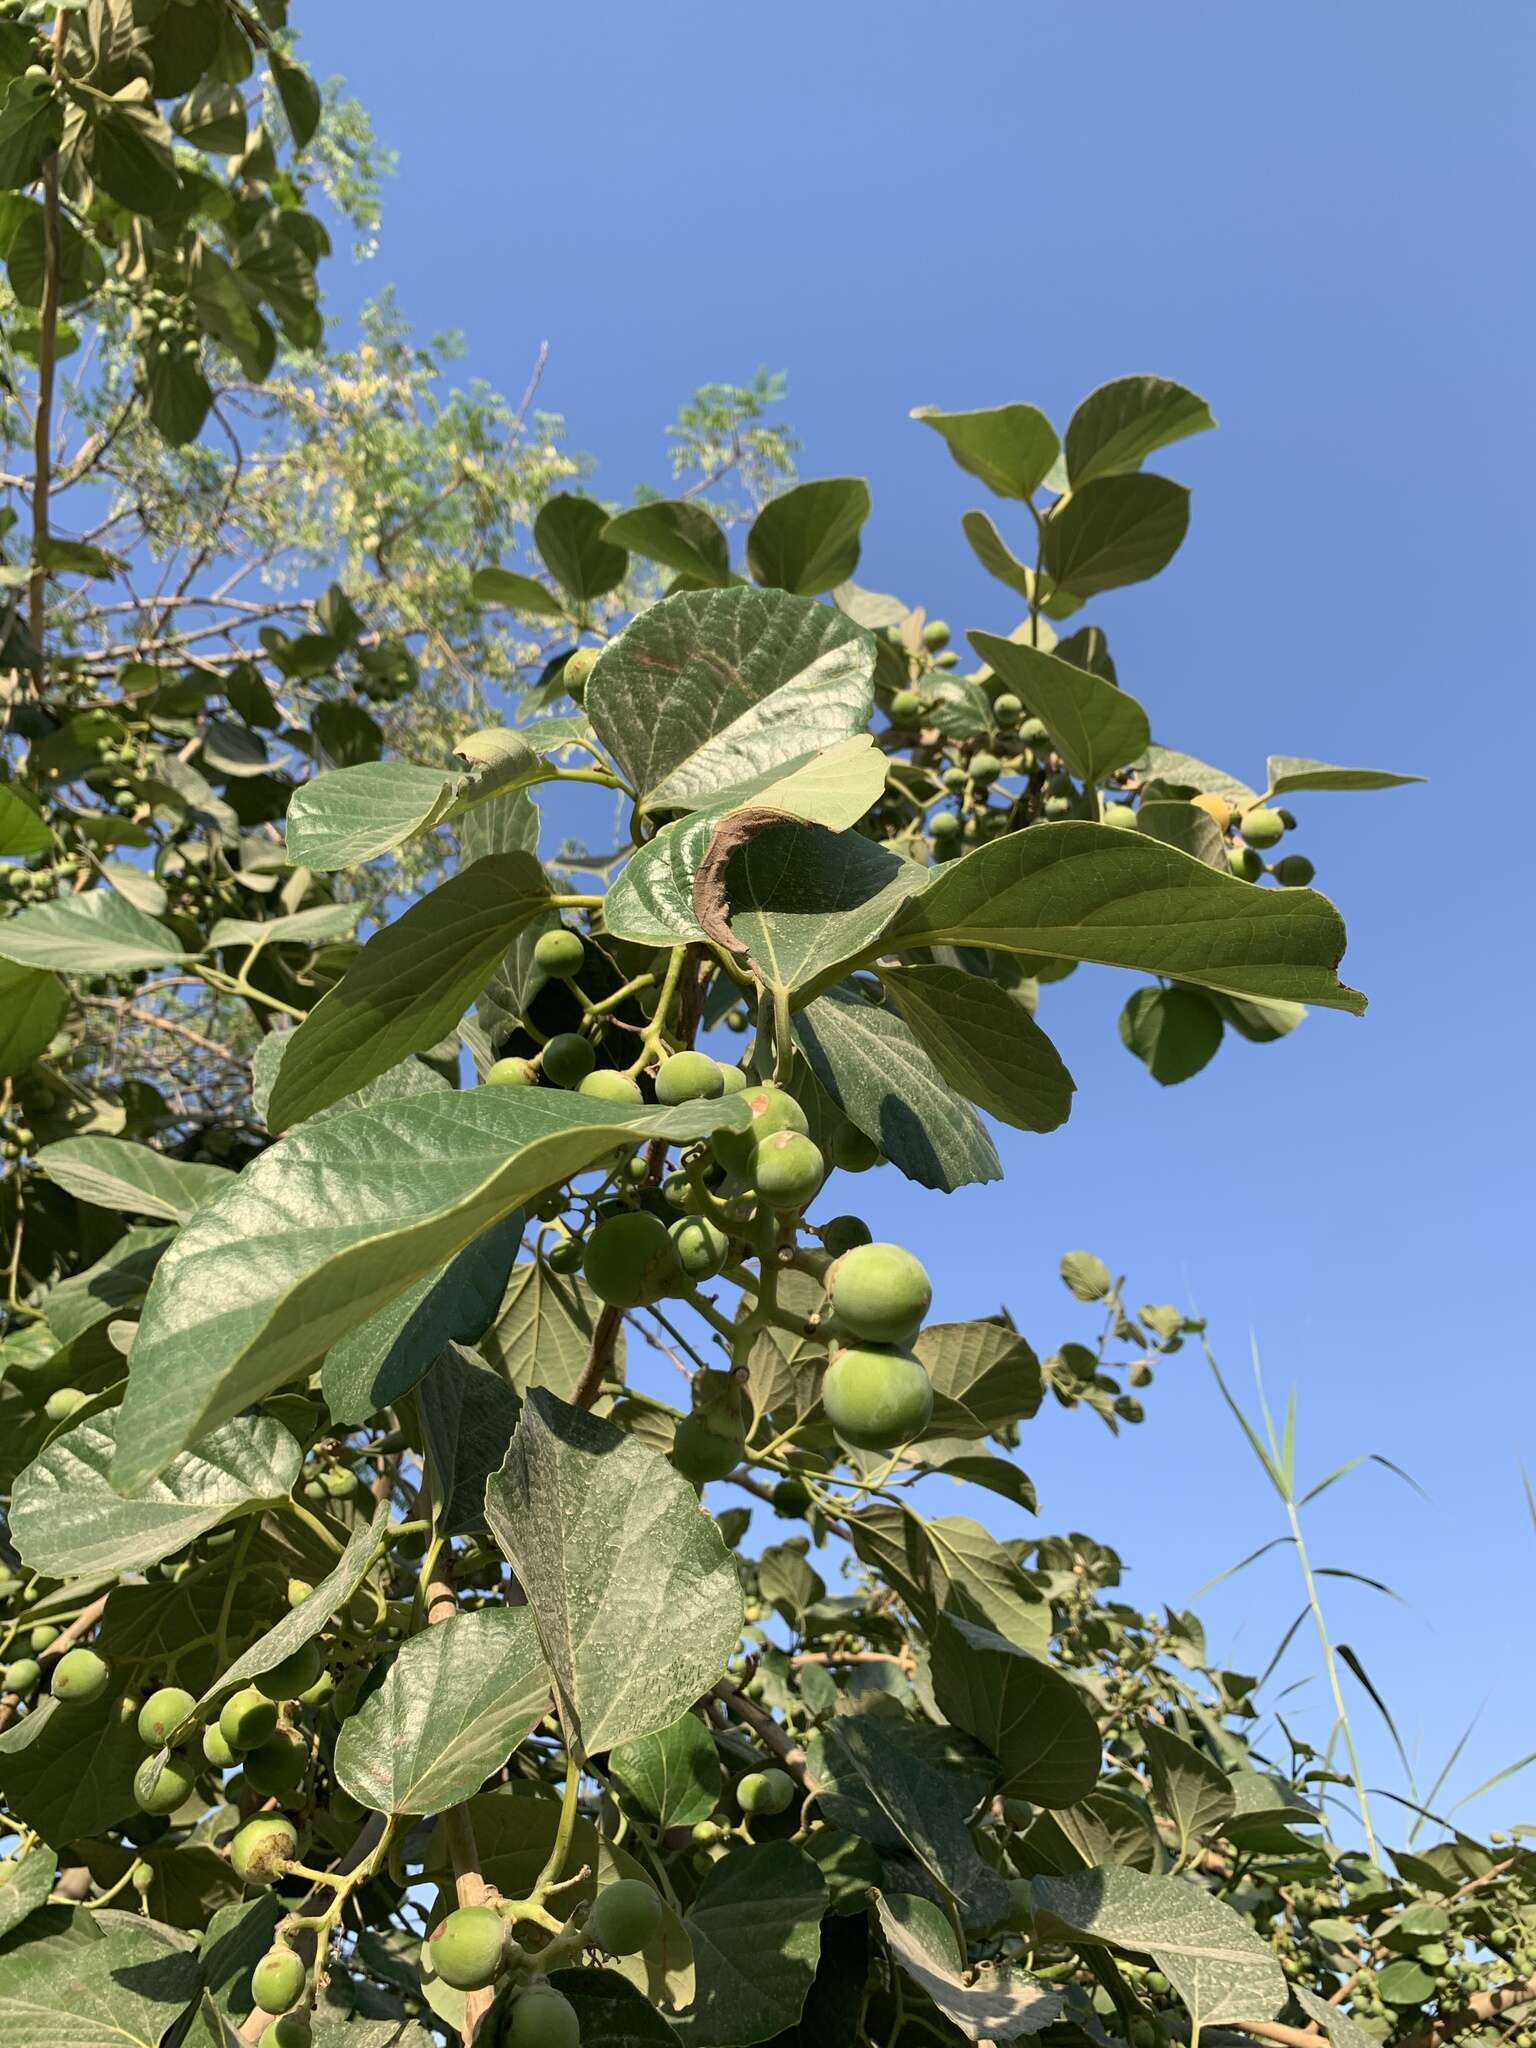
[0,9,1524,2048]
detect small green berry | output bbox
[137,1685,196,1744]
[736,1768,796,1815]
[51,1646,111,1706]
[541,1033,596,1088]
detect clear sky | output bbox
[301,2,1535,1831]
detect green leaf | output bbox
[1031,1868,1288,2029]
[144,346,213,446]
[923,1518,1052,1654]
[793,982,1001,1193]
[1211,991,1306,1043]
[1131,745,1258,808]
[0,1922,200,2047]
[1020,1790,1162,1877]
[746,478,870,595]
[535,494,628,602]
[478,1258,614,1404]
[266,853,553,1130]
[602,501,733,586]
[1060,1251,1111,1302]
[1292,1985,1383,2048]
[35,1138,232,1223]
[1041,475,1190,599]
[172,80,247,153]
[208,904,363,953]
[960,510,1036,600]
[321,1212,525,1425]
[716,822,927,1001]
[609,1712,721,1831]
[417,1342,523,1538]
[285,737,561,871]
[911,403,1060,500]
[585,586,875,814]
[910,1440,1039,1515]
[0,782,49,856]
[470,565,567,617]
[270,51,321,147]
[12,1409,301,1579]
[602,737,890,948]
[876,1892,1063,2040]
[0,1683,150,1844]
[1134,800,1227,869]
[197,1897,284,2027]
[1064,378,1216,489]
[0,1842,55,1939]
[882,821,1366,1012]
[335,1607,549,1816]
[881,963,1074,1134]
[1119,986,1224,1085]
[917,1320,1044,1437]
[1264,756,1425,796]
[548,1969,683,2048]
[0,890,191,972]
[112,1090,746,1493]
[0,75,61,189]
[1141,1721,1236,1862]
[86,90,180,214]
[485,1389,743,1754]
[969,634,1150,786]
[0,959,65,1076]
[681,1843,826,2046]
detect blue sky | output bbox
[302,3,1536,1829]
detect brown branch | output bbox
[1398,1972,1536,2048]
[81,995,236,1062]
[571,1302,624,1412]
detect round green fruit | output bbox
[583,1210,680,1308]
[1273,854,1315,887]
[244,1730,309,1796]
[134,1751,197,1815]
[1018,716,1050,745]
[588,1878,664,1956]
[252,1945,307,2015]
[771,1477,811,1518]
[942,765,968,792]
[670,1215,729,1281]
[486,1057,536,1087]
[671,1414,742,1484]
[203,1722,237,1768]
[829,1241,932,1343]
[27,1624,59,1653]
[130,1859,154,1894]
[1239,806,1286,849]
[929,809,961,842]
[752,1130,826,1212]
[428,1904,506,1990]
[43,1386,89,1424]
[933,649,959,669]
[505,1987,580,2048]
[1227,845,1265,882]
[711,1082,807,1177]
[541,1033,596,1088]
[1102,801,1138,828]
[829,1123,881,1174]
[51,1646,111,1705]
[717,1063,748,1094]
[230,1815,299,1886]
[1043,794,1071,818]
[655,1050,725,1104]
[820,1213,872,1257]
[969,751,1002,786]
[992,693,1022,728]
[890,688,922,724]
[219,1685,279,1753]
[546,1236,584,1274]
[736,1768,795,1816]
[922,619,951,650]
[577,1068,643,1104]
[320,1465,357,1498]
[533,927,585,979]
[563,646,599,701]
[258,2016,311,2048]
[3,1658,40,1696]
[137,1685,195,1744]
[822,1345,933,1451]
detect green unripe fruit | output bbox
[258,2016,310,2048]
[541,1032,596,1088]
[219,1685,279,1753]
[942,765,968,792]
[821,1213,872,1257]
[717,1063,748,1094]
[533,927,585,979]
[428,1904,506,1989]
[577,1068,643,1104]
[670,1215,729,1281]
[969,751,1002,786]
[922,619,951,650]
[130,1859,154,1894]
[823,1343,933,1450]
[320,1464,357,1498]
[890,688,922,724]
[203,1722,237,1768]
[992,693,1023,728]
[51,1646,111,1705]
[301,1478,327,1502]
[588,1878,664,1955]
[1017,716,1049,745]
[690,1820,722,1846]
[933,649,959,668]
[505,1987,581,2048]
[298,1666,335,1707]
[27,1624,59,1653]
[230,1815,298,1886]
[562,645,599,702]
[829,1241,932,1343]
[257,1642,325,1700]
[929,809,961,842]
[1227,846,1265,882]
[1043,794,1071,818]
[487,1057,537,1087]
[671,1414,743,1484]
[43,1386,89,1424]
[546,1236,585,1274]
[583,1210,680,1308]
[736,1768,796,1816]
[829,1123,881,1174]
[3,1659,40,1696]
[1273,854,1315,887]
[752,1130,826,1212]
[1102,801,1138,828]
[619,1151,650,1185]
[661,1170,700,1211]
[1239,806,1286,849]
[244,1729,308,1796]
[252,1946,307,2015]
[137,1685,195,1743]
[772,1477,811,1518]
[134,1751,197,1815]
[1276,807,1298,830]
[655,1050,725,1104]
[711,1082,808,1177]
